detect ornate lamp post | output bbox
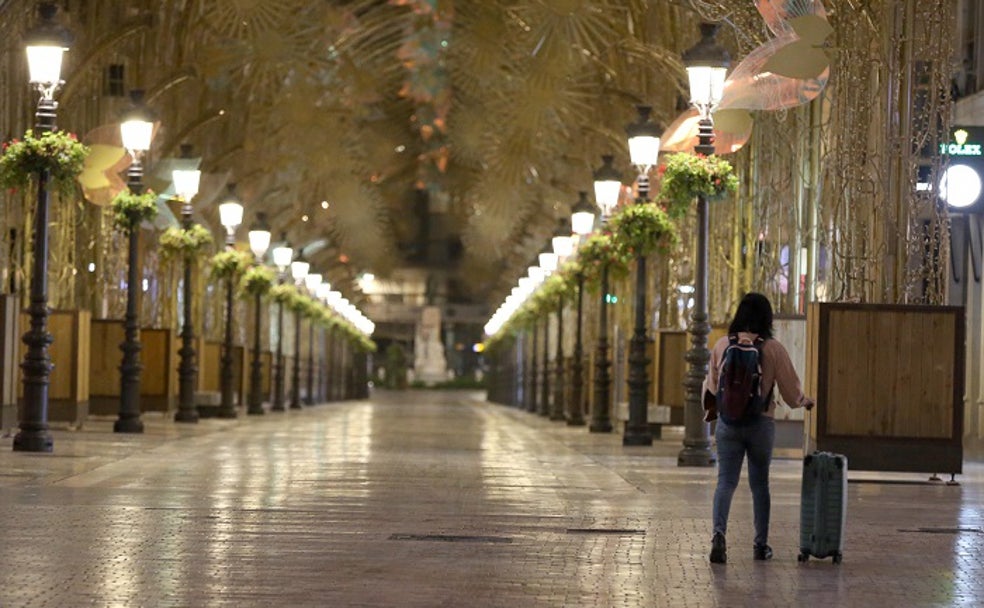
[623,105,662,446]
[289,250,310,409]
[304,272,322,405]
[550,222,574,421]
[115,90,156,434]
[316,281,332,402]
[246,214,271,416]
[678,23,730,467]
[172,146,202,423]
[270,237,293,411]
[526,265,545,413]
[15,3,73,452]
[589,155,621,433]
[217,186,244,419]
[568,192,595,426]
[537,251,557,417]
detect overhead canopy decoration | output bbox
[662,0,833,155]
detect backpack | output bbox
[716,335,769,425]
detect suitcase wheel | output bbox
[797,552,809,563]
[832,552,843,564]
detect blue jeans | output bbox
[712,416,775,547]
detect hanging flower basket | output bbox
[657,152,739,217]
[239,264,276,298]
[159,224,214,262]
[268,282,297,305]
[0,129,89,193]
[111,189,159,234]
[576,232,630,285]
[610,202,679,257]
[209,248,252,281]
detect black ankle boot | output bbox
[753,544,773,560]
[710,532,727,564]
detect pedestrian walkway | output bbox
[1,390,982,607]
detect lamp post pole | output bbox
[567,192,595,427]
[306,320,315,404]
[678,118,717,465]
[303,273,323,405]
[568,272,587,426]
[246,214,271,416]
[590,263,613,433]
[623,105,662,446]
[291,312,302,408]
[589,156,621,434]
[528,319,538,413]
[173,146,202,423]
[678,22,729,467]
[116,90,155,434]
[247,287,265,415]
[217,186,243,419]
[175,200,199,423]
[289,251,309,410]
[550,294,566,421]
[15,3,72,452]
[270,237,293,412]
[272,291,286,411]
[538,310,550,416]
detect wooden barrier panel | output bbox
[88,321,178,414]
[18,309,90,427]
[805,303,964,474]
[651,326,727,424]
[1,295,19,432]
[200,341,222,392]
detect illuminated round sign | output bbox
[939,164,982,209]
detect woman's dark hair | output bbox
[728,292,774,339]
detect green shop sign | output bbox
[941,128,984,157]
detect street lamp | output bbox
[316,281,332,402]
[589,155,621,433]
[537,252,557,417]
[290,249,309,409]
[567,192,594,427]
[678,22,730,467]
[623,105,662,447]
[15,3,73,452]
[550,219,573,422]
[304,272,322,405]
[116,90,156,434]
[173,145,201,423]
[246,213,271,416]
[270,236,293,411]
[217,185,244,419]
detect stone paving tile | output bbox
[0,390,982,607]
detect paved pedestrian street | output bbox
[1,390,982,607]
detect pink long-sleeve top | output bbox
[702,332,811,417]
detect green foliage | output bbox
[111,189,159,234]
[576,232,630,285]
[609,202,678,257]
[657,152,739,216]
[159,224,214,262]
[209,248,251,281]
[239,264,276,297]
[0,129,89,193]
[268,283,297,304]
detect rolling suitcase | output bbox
[798,451,847,564]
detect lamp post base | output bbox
[678,444,716,467]
[623,424,654,446]
[113,417,144,434]
[13,430,53,453]
[174,409,199,423]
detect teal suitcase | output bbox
[798,451,847,564]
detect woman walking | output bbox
[702,292,814,564]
